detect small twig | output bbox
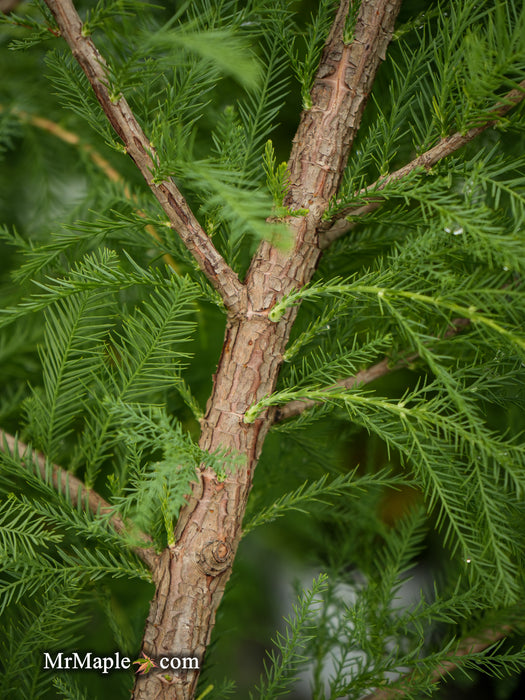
[274,357,396,422]
[321,78,525,247]
[42,0,244,312]
[274,318,470,422]
[364,625,512,700]
[0,104,180,273]
[5,19,60,35]
[0,430,158,570]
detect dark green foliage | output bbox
[1,0,525,698]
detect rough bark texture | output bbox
[41,0,402,698]
[131,2,402,698]
[12,1,525,697]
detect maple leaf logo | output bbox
[133,652,158,675]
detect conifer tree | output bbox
[1,1,525,699]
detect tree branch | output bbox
[42,0,244,312]
[34,1,403,697]
[285,0,403,212]
[0,103,180,273]
[275,357,400,422]
[274,318,470,422]
[0,429,158,570]
[321,78,525,247]
[364,625,512,700]
[130,2,404,698]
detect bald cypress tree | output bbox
[1,1,525,698]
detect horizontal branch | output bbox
[274,357,394,422]
[0,430,158,570]
[322,78,525,247]
[364,625,512,700]
[0,103,179,273]
[274,318,470,422]
[43,0,244,311]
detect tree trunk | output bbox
[131,2,403,697]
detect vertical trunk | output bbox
[131,213,324,699]
[130,0,403,697]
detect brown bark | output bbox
[129,2,402,698]
[322,78,525,247]
[42,0,400,697]
[18,1,521,698]
[5,0,524,696]
[0,430,157,569]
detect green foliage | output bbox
[0,585,85,699]
[263,140,309,217]
[242,468,405,535]
[108,401,241,547]
[1,0,525,698]
[0,1,59,52]
[25,285,114,462]
[263,140,290,210]
[280,0,337,109]
[250,574,329,700]
[301,509,525,699]
[53,676,92,700]
[0,442,151,696]
[144,27,261,90]
[45,50,119,148]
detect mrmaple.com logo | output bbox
[42,651,199,675]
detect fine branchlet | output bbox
[0,429,158,569]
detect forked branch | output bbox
[43,0,244,311]
[129,2,404,698]
[0,430,158,570]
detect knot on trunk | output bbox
[197,539,232,575]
